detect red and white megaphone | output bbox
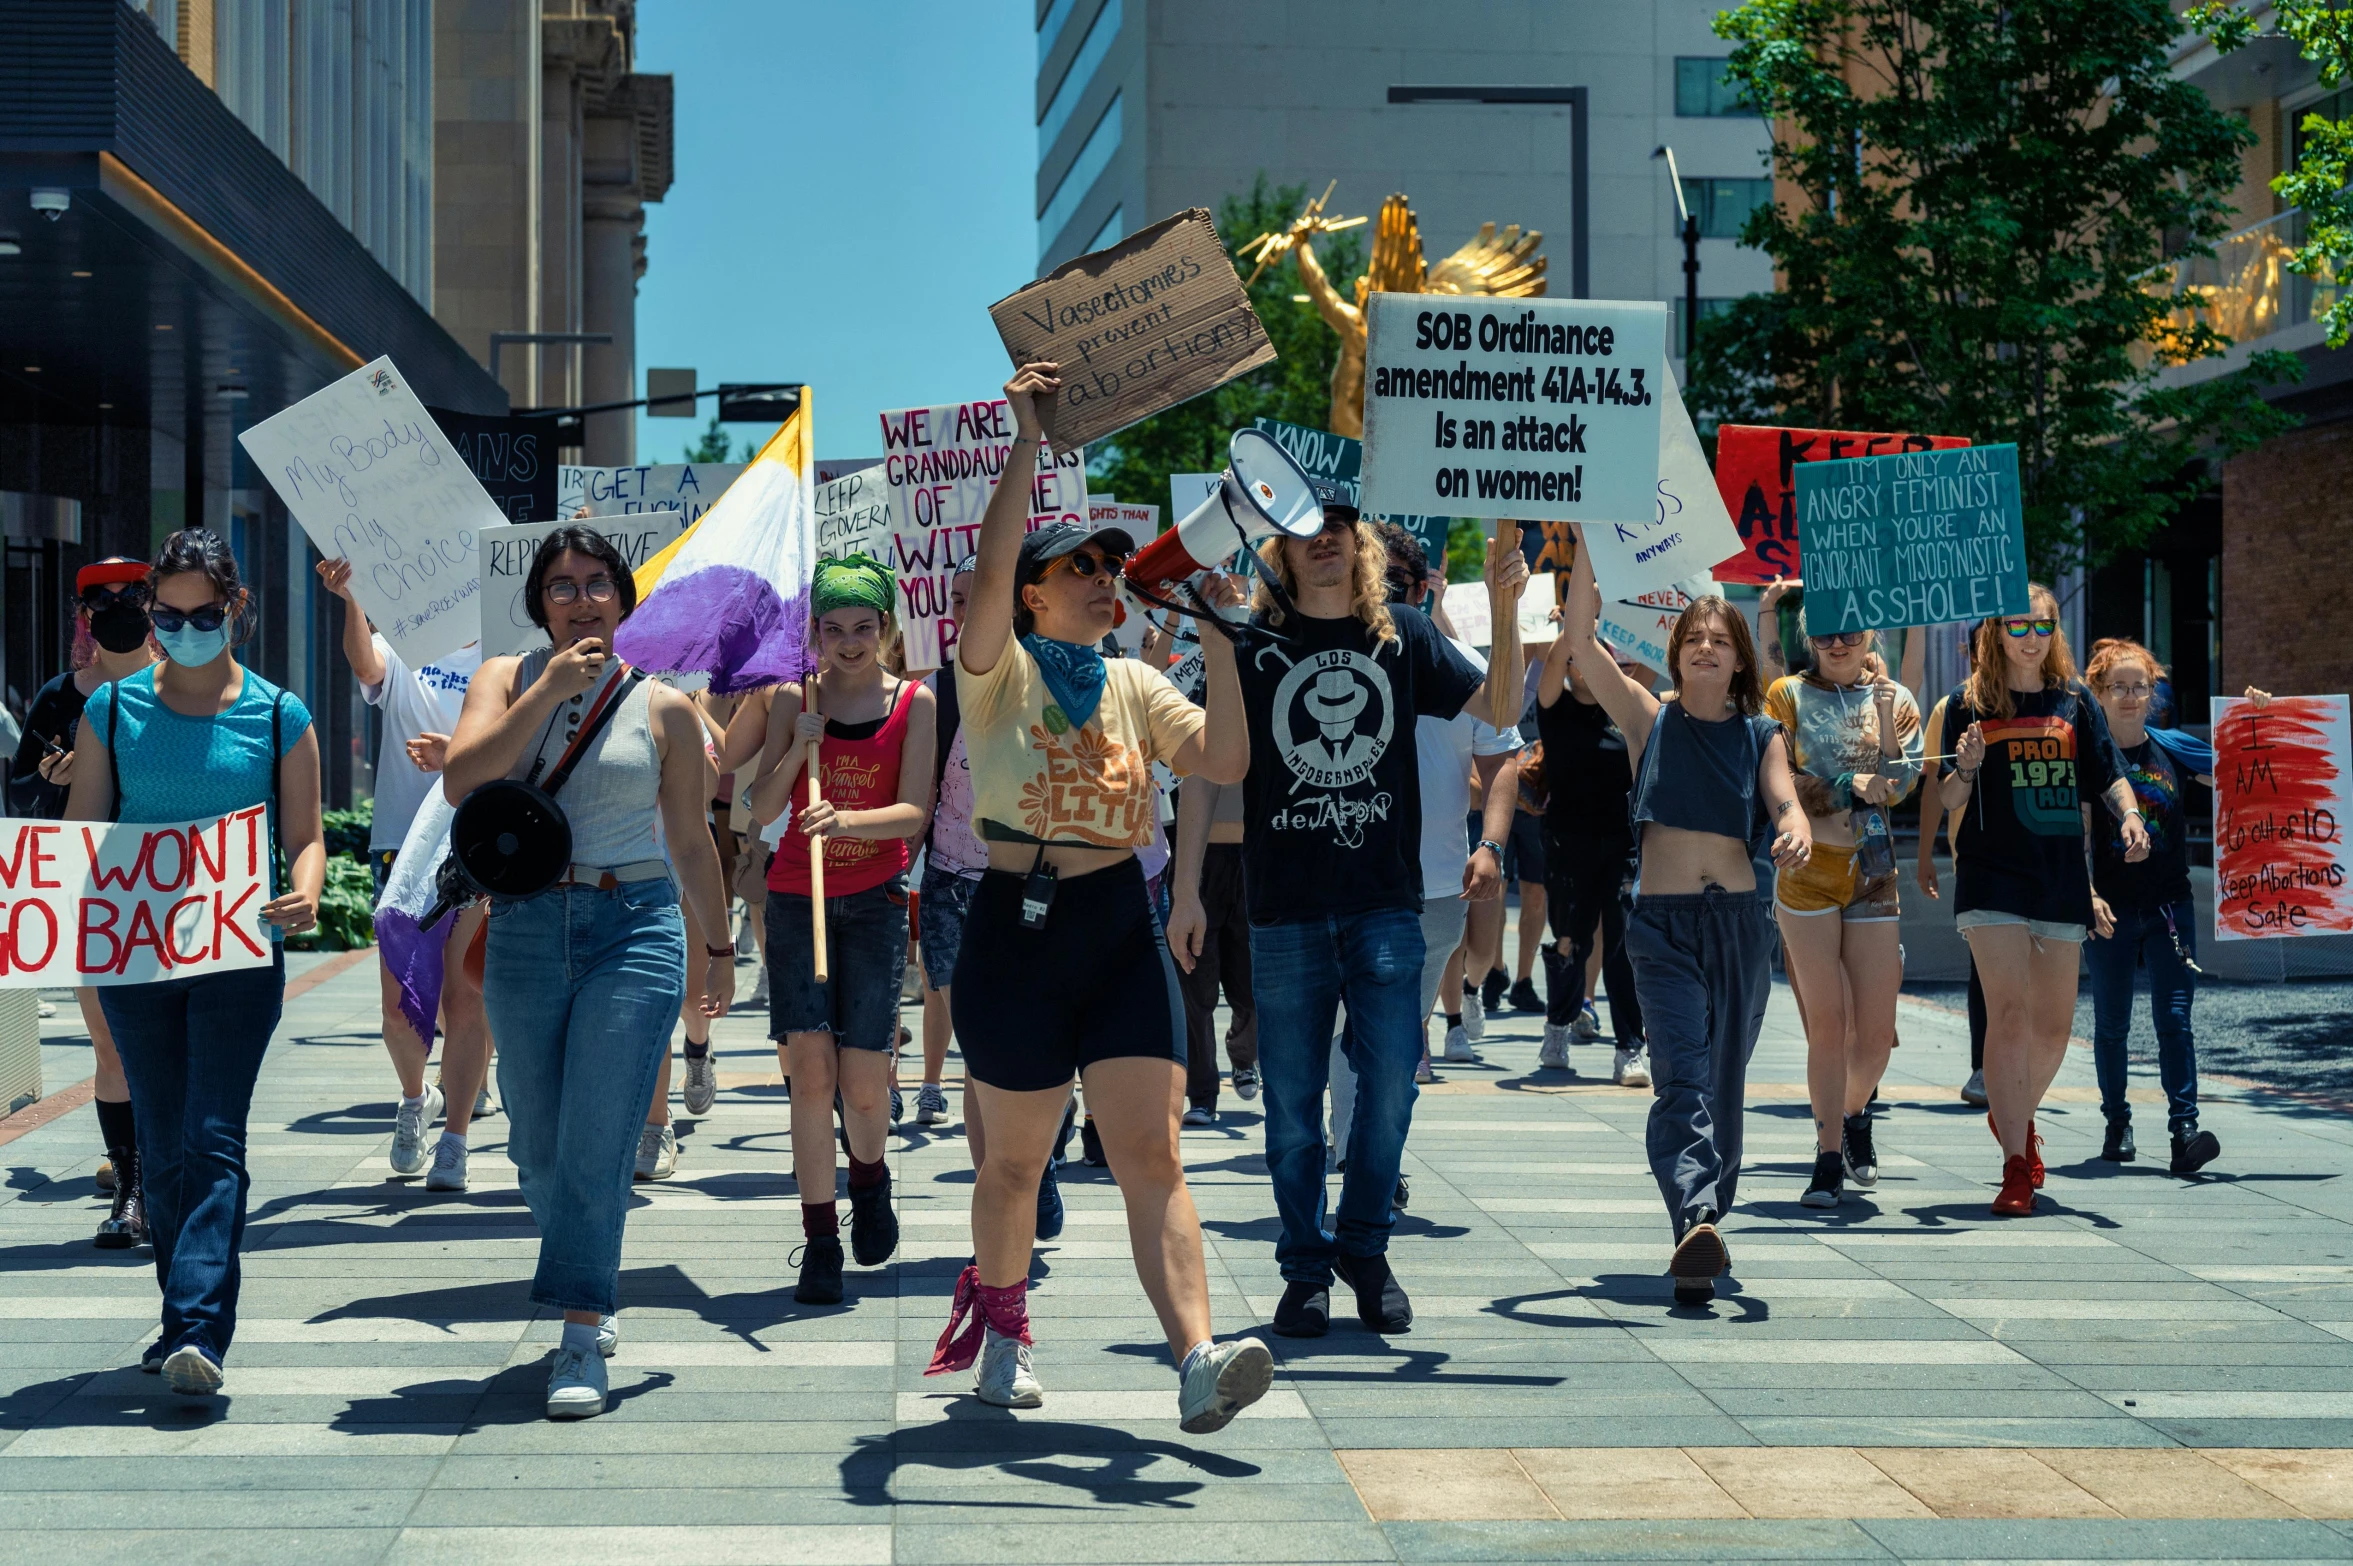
[1125,427,1327,592]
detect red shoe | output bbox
[2028,1120,2045,1188]
[1991,1154,2036,1216]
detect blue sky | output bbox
[631,1,1036,465]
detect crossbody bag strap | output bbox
[537,668,645,799]
[105,681,122,823]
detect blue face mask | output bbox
[156,623,231,667]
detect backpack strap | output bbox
[105,681,122,823]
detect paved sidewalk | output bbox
[3,943,2351,1564]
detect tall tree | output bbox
[1688,0,2299,572]
[682,414,734,464]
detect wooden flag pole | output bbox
[806,676,829,983]
[1489,518,1524,730]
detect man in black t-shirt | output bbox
[1229,500,1498,1340]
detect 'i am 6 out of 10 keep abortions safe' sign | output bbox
[1359,296,1666,525]
[1792,443,2028,632]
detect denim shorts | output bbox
[764,877,910,1051]
[917,864,981,991]
[1955,907,2088,945]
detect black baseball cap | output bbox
[1013,522,1136,592]
[1305,475,1360,519]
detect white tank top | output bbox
[510,651,662,869]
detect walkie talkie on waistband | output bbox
[1019,839,1058,931]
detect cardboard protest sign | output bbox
[1441,575,1555,649]
[560,463,745,530]
[2213,695,2353,940]
[1596,602,1679,673]
[238,358,502,667]
[990,207,1277,450]
[815,467,894,563]
[1360,296,1667,525]
[428,406,557,523]
[1574,365,1742,602]
[0,811,274,987]
[1251,417,1451,572]
[1089,499,1160,539]
[479,511,688,659]
[815,457,883,483]
[1169,473,1222,520]
[878,399,1087,668]
[1712,424,1970,584]
[1793,444,2027,632]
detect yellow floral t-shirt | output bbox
[956,641,1204,847]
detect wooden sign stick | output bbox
[1489,518,1524,730]
[806,675,829,983]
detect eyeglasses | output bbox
[2002,618,2057,638]
[1808,631,1868,649]
[2103,682,2154,698]
[543,575,618,606]
[79,584,145,611]
[148,602,228,634]
[1044,550,1125,583]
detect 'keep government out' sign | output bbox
[1792,443,2029,632]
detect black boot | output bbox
[1333,1252,1413,1332]
[94,1148,144,1249]
[793,1235,845,1304]
[2171,1127,2221,1176]
[848,1170,899,1267]
[2101,1117,2136,1163]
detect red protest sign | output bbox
[2213,695,2353,940]
[1711,424,1969,584]
[0,809,275,986]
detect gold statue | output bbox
[1245,185,1548,437]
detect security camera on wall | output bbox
[30,190,69,222]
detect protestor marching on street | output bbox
[65,529,327,1400]
[440,524,735,1420]
[1300,523,1518,1205]
[1226,481,1512,1343]
[1558,527,1812,1307]
[317,558,493,1191]
[674,685,775,1117]
[1764,616,1923,1210]
[745,553,935,1305]
[1936,587,2148,1217]
[6,557,160,1247]
[2083,641,2271,1176]
[1528,598,1649,1083]
[930,360,1272,1433]
[1914,682,1991,1107]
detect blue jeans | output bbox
[1627,889,1773,1237]
[485,878,685,1313]
[1249,905,1426,1284]
[100,949,285,1362]
[2086,897,2199,1134]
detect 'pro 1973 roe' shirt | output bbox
[1234,603,1483,924]
[1944,679,2129,928]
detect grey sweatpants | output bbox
[1625,888,1774,1238]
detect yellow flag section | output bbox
[614,392,817,695]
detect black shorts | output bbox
[951,856,1186,1093]
[1467,808,1547,884]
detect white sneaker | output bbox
[634,1122,677,1181]
[1613,1046,1650,1088]
[162,1343,223,1399]
[974,1325,1043,1408]
[748,968,771,1009]
[390,1085,444,1176]
[1570,1002,1602,1042]
[423,1136,468,1192]
[1443,1025,1478,1063]
[1538,1025,1570,1070]
[1414,1055,1436,1085]
[1178,1339,1274,1434]
[1232,1066,1260,1101]
[473,1082,497,1120]
[916,1082,950,1125]
[682,1052,718,1115]
[1961,1068,1989,1107]
[595,1314,619,1358]
[546,1342,608,1419]
[1461,988,1485,1042]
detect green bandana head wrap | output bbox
[811,554,895,619]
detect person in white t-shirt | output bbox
[322,559,492,1193]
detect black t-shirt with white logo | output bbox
[1234,604,1484,924]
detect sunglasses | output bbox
[2002,618,2057,639]
[543,575,618,605]
[1044,550,1125,583]
[1808,631,1868,649]
[148,602,228,634]
[1317,513,1360,537]
[79,584,146,610]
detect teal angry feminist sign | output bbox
[1794,443,2027,632]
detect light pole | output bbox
[1653,146,1701,363]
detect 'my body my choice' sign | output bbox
[1793,443,2028,632]
[0,811,274,986]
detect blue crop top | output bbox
[1628,701,1780,855]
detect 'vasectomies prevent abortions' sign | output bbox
[1359,297,1666,525]
[0,811,276,986]
[1792,443,2028,632]
[239,359,506,668]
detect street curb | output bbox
[0,945,376,1150]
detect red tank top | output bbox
[769,677,918,898]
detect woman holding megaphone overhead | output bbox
[743,555,935,1307]
[441,524,734,1422]
[928,360,1272,1434]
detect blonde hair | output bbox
[1793,607,1889,683]
[1668,597,1765,716]
[1253,525,1398,644]
[1964,582,2076,720]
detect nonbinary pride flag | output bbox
[615,392,817,693]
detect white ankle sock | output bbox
[560,1319,598,1355]
[1178,1340,1212,1379]
[437,1130,467,1151]
[400,1093,425,1111]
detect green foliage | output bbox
[683,414,736,464]
[1445,517,1487,582]
[1086,176,1364,517]
[2198,0,2353,347]
[1689,0,2301,573]
[322,803,372,862]
[286,855,377,953]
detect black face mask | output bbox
[86,597,152,654]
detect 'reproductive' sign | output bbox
[1359,297,1666,524]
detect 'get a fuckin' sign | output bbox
[2214,694,2353,940]
[0,811,276,986]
